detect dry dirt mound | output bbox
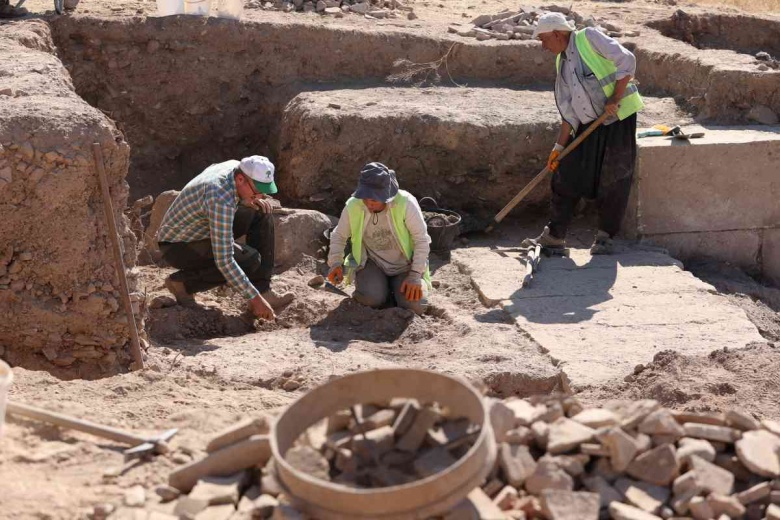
[581,345,780,420]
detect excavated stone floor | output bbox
[452,229,766,388]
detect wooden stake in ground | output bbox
[92,143,145,371]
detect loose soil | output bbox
[3,219,780,518]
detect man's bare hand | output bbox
[604,95,620,117]
[250,294,276,320]
[252,198,274,214]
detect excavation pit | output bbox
[647,11,780,58]
[0,10,778,378]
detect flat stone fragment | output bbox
[767,504,780,520]
[690,455,734,495]
[714,453,753,481]
[763,420,780,436]
[581,474,624,508]
[492,485,518,510]
[572,409,619,429]
[499,443,538,488]
[540,490,600,520]
[525,459,574,494]
[609,502,663,520]
[488,399,515,443]
[639,409,685,437]
[707,493,746,518]
[725,409,761,431]
[546,417,595,454]
[688,496,714,520]
[614,477,669,514]
[626,444,679,486]
[531,421,549,450]
[602,427,640,472]
[735,430,780,477]
[672,471,699,495]
[683,423,740,443]
[673,411,726,426]
[581,443,609,456]
[189,474,243,505]
[505,399,544,426]
[392,401,420,438]
[676,437,716,466]
[737,481,772,504]
[621,400,662,429]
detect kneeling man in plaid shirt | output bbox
[157,156,294,321]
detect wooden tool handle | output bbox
[92,144,145,370]
[7,401,147,446]
[486,112,611,232]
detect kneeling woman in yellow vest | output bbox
[327,162,432,315]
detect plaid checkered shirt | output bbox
[157,160,260,300]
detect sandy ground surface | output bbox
[2,217,780,519]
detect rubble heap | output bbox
[754,52,779,71]
[449,5,639,42]
[246,0,416,20]
[288,400,480,488]
[97,395,780,519]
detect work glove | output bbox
[400,272,423,302]
[327,265,344,285]
[547,143,565,172]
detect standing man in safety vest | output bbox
[327,162,431,315]
[524,12,644,254]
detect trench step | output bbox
[277,86,693,215]
[452,244,765,388]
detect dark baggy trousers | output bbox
[548,114,637,239]
[158,206,275,295]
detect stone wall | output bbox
[0,20,142,375]
[630,126,780,286]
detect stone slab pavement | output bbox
[452,244,764,388]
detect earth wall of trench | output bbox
[0,20,144,376]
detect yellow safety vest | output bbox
[556,30,644,121]
[344,190,432,288]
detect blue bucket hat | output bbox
[353,162,399,203]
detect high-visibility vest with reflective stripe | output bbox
[344,191,431,287]
[556,30,644,121]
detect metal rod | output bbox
[92,143,145,371]
[485,111,611,233]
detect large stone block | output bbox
[636,127,780,235]
[641,229,761,273]
[278,88,691,215]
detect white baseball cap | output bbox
[239,155,277,194]
[532,12,576,38]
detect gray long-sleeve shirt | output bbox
[328,193,430,280]
[557,28,637,129]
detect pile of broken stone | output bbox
[96,395,780,519]
[754,52,779,71]
[448,5,639,42]
[246,0,416,20]
[288,399,480,488]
